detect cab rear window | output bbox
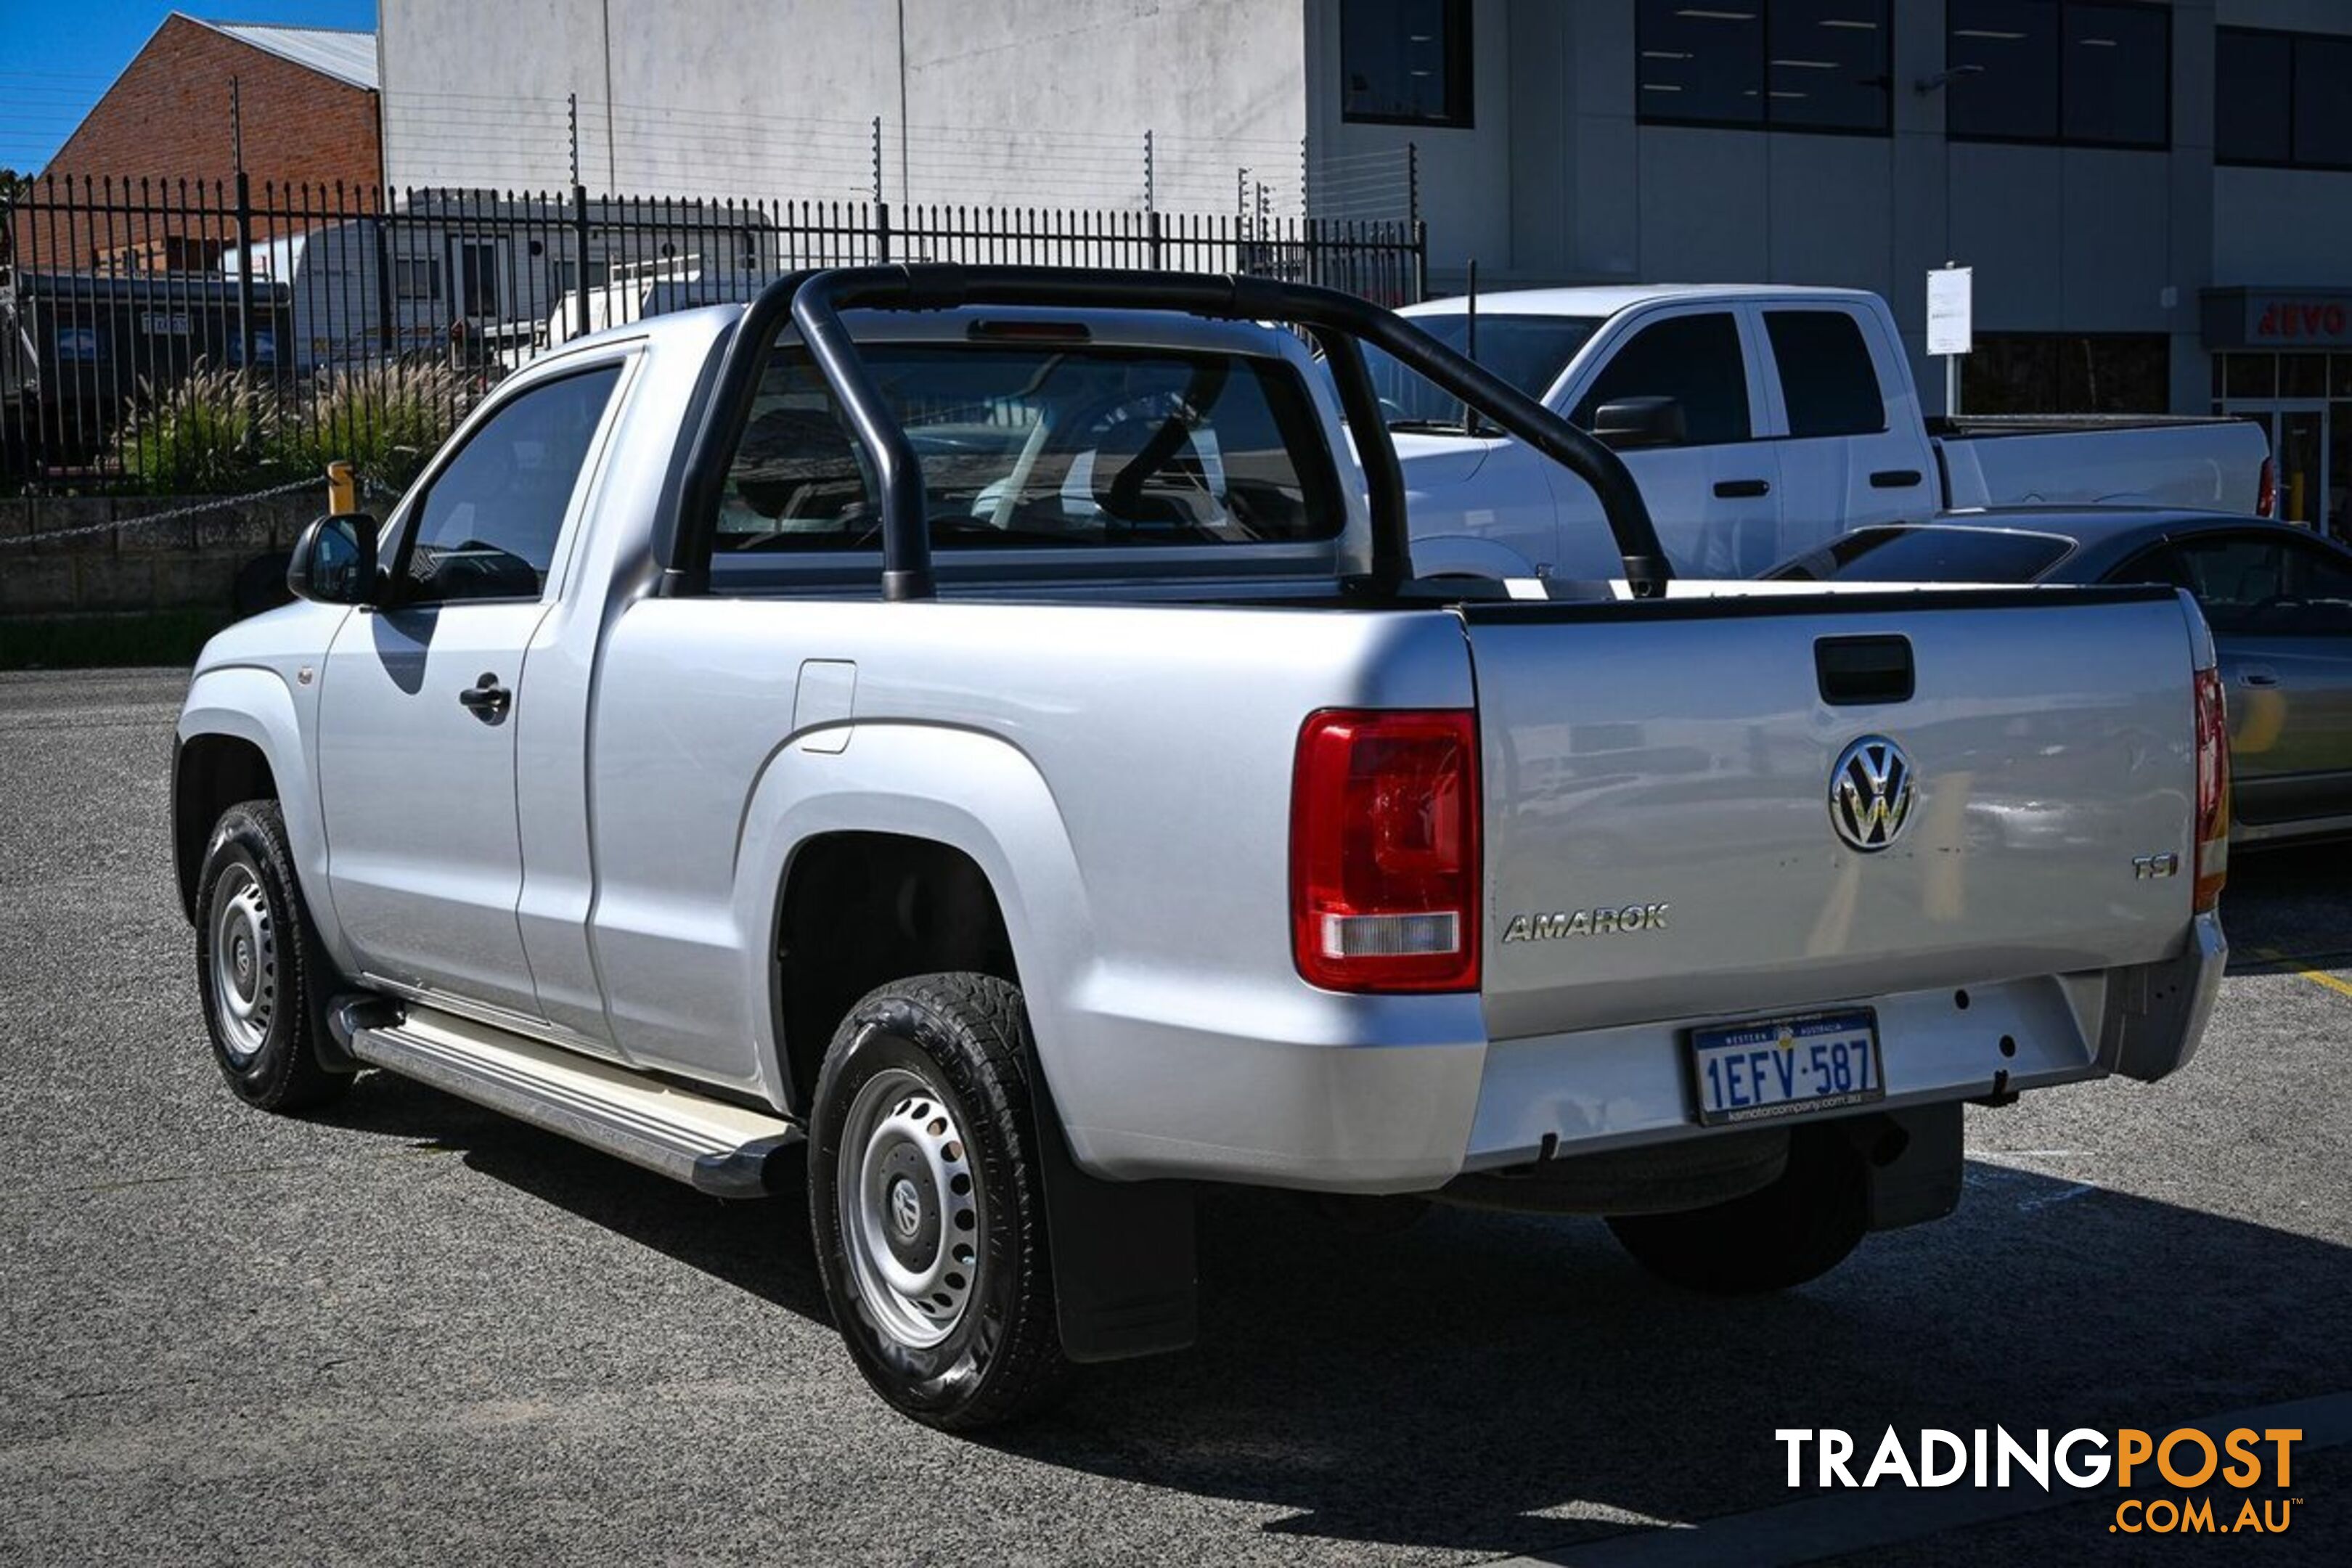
[714,341,1342,561]
[1771,526,2073,584]
[1764,310,1887,438]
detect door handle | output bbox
[1869,468,1924,489]
[458,671,512,720]
[1713,478,1771,499]
[2238,669,2282,689]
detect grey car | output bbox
[1769,508,2352,845]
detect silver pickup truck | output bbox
[173,266,2229,1431]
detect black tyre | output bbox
[807,973,1069,1430]
[1605,1127,1868,1295]
[193,799,352,1113]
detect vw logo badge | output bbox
[1830,735,1915,852]
[889,1177,923,1239]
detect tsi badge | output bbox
[1830,735,1915,852]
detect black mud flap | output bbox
[1852,1102,1964,1233]
[1026,1063,1198,1363]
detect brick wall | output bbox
[25,15,380,259]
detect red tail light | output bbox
[1291,709,1479,992]
[2193,665,2230,913]
[2256,456,2277,519]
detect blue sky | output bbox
[0,1,377,173]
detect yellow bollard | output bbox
[326,460,357,516]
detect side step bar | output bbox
[333,1000,801,1199]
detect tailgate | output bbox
[1466,587,2203,1042]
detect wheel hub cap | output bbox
[208,865,277,1066]
[838,1066,981,1350]
[889,1177,922,1239]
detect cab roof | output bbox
[1400,282,1882,319]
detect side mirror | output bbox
[286,513,380,605]
[1590,396,1687,451]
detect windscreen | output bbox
[1360,313,1601,429]
[1768,526,2074,584]
[714,341,1342,557]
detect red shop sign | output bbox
[2253,301,2350,341]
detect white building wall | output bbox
[377,0,2352,414]
[1304,0,1510,268]
[380,0,1307,211]
[2211,0,2352,298]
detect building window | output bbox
[1636,1,1891,136]
[2214,352,2352,401]
[393,258,441,303]
[1341,0,1474,128]
[1961,333,2170,414]
[1947,0,2170,150]
[2218,28,2352,170]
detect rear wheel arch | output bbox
[732,726,1093,1123]
[773,831,1020,1119]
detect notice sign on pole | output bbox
[1927,266,1973,356]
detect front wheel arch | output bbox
[174,733,277,920]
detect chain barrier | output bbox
[0,476,325,550]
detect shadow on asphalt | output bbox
[313,1071,833,1321]
[2220,838,2352,973]
[316,1067,2352,1556]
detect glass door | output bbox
[2223,399,2330,529]
[2278,407,2327,529]
[2331,397,2351,544]
[448,237,505,327]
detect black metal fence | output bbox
[0,176,1426,494]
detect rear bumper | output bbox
[2096,909,2226,1083]
[1059,916,2223,1196]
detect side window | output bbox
[2161,534,2352,636]
[401,364,623,603]
[1764,310,1888,438]
[2106,544,2184,589]
[1572,312,1750,446]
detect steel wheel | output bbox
[208,862,277,1065]
[836,1066,982,1350]
[192,799,349,1113]
[809,974,1069,1427]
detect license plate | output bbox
[1689,1008,1884,1125]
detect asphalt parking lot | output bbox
[2,666,2347,1566]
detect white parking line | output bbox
[2016,1180,2099,1213]
[1487,1392,2351,1568]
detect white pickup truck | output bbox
[1371,284,2272,581]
